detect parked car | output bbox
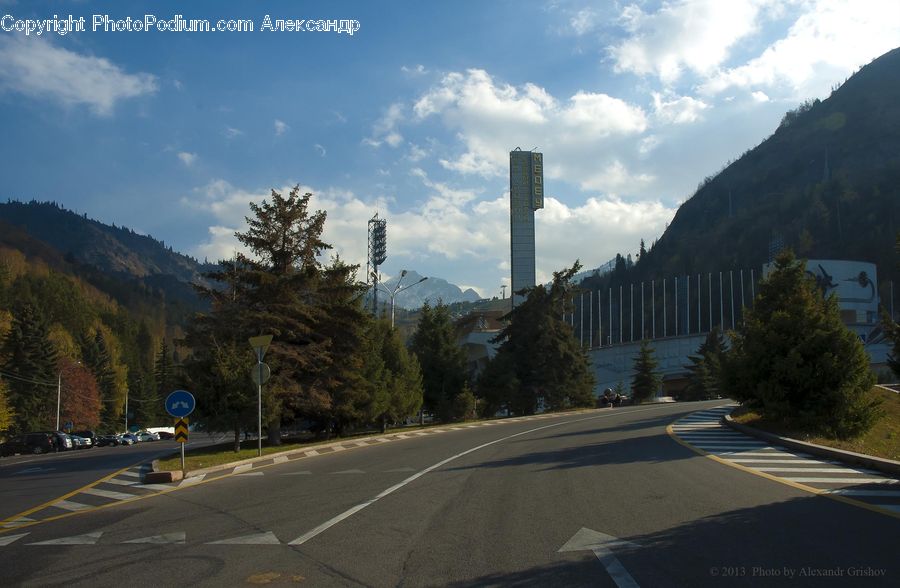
[156,431,175,440]
[1,433,55,456]
[136,431,159,442]
[37,431,73,451]
[69,435,89,449]
[72,430,97,447]
[96,435,120,447]
[119,433,137,445]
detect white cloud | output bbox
[751,90,770,102]
[177,151,197,166]
[224,127,243,139]
[609,0,768,84]
[274,119,289,136]
[700,1,900,99]
[639,135,662,155]
[314,143,326,157]
[366,102,405,148]
[401,64,428,75]
[570,8,599,36]
[182,177,675,295]
[0,35,157,115]
[407,143,428,162]
[411,68,651,194]
[652,92,709,124]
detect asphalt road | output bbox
[1,402,898,587]
[0,434,228,521]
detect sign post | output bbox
[165,390,196,475]
[248,335,273,457]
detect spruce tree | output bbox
[410,302,467,421]
[682,328,726,401]
[631,339,661,404]
[724,250,880,438]
[2,303,58,432]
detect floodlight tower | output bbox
[367,214,388,315]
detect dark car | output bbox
[0,433,55,456]
[156,431,175,440]
[39,431,74,451]
[96,435,120,447]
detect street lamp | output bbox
[374,270,429,328]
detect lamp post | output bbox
[374,270,428,328]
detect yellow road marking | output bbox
[667,422,900,521]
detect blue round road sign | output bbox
[165,389,196,418]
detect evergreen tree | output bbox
[2,303,58,432]
[682,328,726,401]
[0,378,14,434]
[723,250,880,439]
[631,339,661,404]
[488,262,595,414]
[81,331,119,432]
[154,340,174,401]
[410,302,468,421]
[368,319,423,430]
[476,352,519,417]
[451,383,477,421]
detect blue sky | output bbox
[1,1,899,297]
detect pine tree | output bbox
[2,303,58,432]
[410,302,467,421]
[723,250,881,439]
[487,262,595,414]
[154,340,173,401]
[631,339,661,404]
[81,331,119,432]
[682,328,726,401]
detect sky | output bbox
[1,0,899,298]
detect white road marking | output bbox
[784,477,897,484]
[274,456,289,464]
[235,472,264,477]
[233,464,253,474]
[104,478,138,486]
[332,469,365,474]
[305,450,320,456]
[83,488,139,501]
[208,531,280,545]
[280,471,312,476]
[2,517,35,528]
[559,527,640,588]
[28,532,102,545]
[824,489,900,497]
[123,532,186,544]
[138,483,175,491]
[288,409,660,546]
[754,467,877,474]
[179,474,206,487]
[331,445,346,451]
[119,471,141,478]
[0,533,29,546]
[52,500,92,512]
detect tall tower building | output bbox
[509,149,544,307]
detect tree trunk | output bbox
[233,422,241,453]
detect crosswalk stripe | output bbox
[123,532,186,544]
[2,517,35,528]
[784,477,896,484]
[104,478,138,486]
[119,471,140,478]
[52,499,92,511]
[207,531,280,545]
[83,488,139,501]
[824,489,900,497]
[755,467,877,474]
[29,532,102,545]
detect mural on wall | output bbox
[805,261,876,304]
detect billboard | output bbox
[531,152,544,210]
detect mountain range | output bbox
[376,270,481,310]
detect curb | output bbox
[723,414,900,478]
[142,408,600,482]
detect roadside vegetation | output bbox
[723,250,882,440]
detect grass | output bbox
[732,387,900,461]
